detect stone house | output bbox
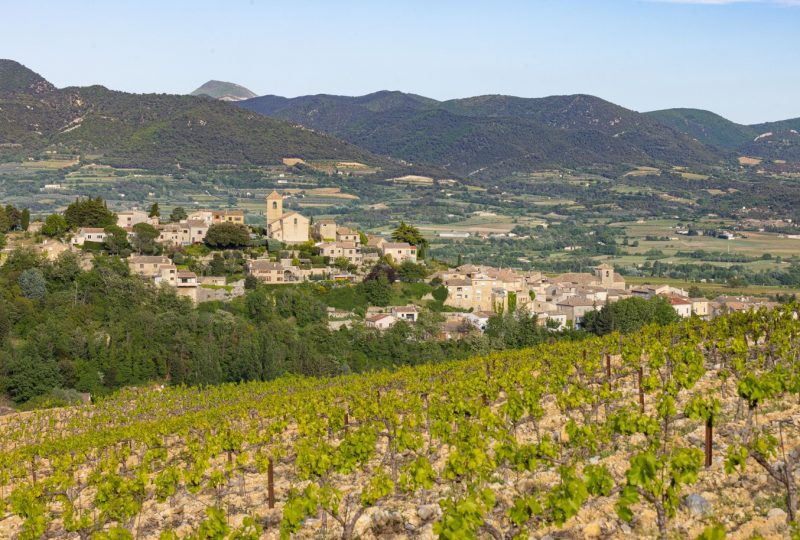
[71,228,107,246]
[245,259,287,283]
[381,242,417,264]
[366,313,397,330]
[313,219,337,241]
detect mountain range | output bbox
[239,92,800,178]
[2,59,799,179]
[646,108,800,162]
[0,60,393,172]
[190,80,257,102]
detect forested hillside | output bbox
[647,108,800,160]
[240,92,724,178]
[0,60,389,171]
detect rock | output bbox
[583,522,602,538]
[417,523,435,540]
[417,504,440,522]
[682,493,711,516]
[588,456,600,465]
[767,508,787,522]
[620,522,632,535]
[370,509,404,535]
[371,509,390,528]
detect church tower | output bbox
[266,191,283,223]
[595,263,614,287]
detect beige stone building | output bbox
[555,296,598,326]
[157,220,209,247]
[71,228,107,246]
[318,241,362,266]
[245,259,288,283]
[336,227,360,244]
[366,313,398,330]
[116,210,155,228]
[381,242,417,264]
[185,209,244,226]
[314,219,337,241]
[128,255,178,287]
[266,191,310,244]
[212,210,245,225]
[550,263,626,290]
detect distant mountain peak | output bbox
[0,59,56,95]
[190,80,257,102]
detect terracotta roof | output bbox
[247,260,283,271]
[556,296,596,307]
[367,314,394,323]
[129,255,171,264]
[382,242,415,250]
[551,273,596,285]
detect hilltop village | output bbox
[1,192,780,341]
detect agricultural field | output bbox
[1,308,799,539]
[614,219,800,266]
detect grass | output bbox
[615,219,800,258]
[623,275,800,297]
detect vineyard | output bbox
[1,305,799,539]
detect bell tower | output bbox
[266,191,283,223]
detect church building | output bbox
[266,191,310,244]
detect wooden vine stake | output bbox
[605,353,611,381]
[638,365,645,413]
[267,458,275,509]
[704,419,713,468]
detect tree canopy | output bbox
[64,197,116,229]
[392,221,428,257]
[204,223,251,249]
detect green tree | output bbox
[397,261,429,282]
[4,354,62,403]
[20,208,30,231]
[391,221,428,258]
[64,197,116,229]
[0,206,10,233]
[103,225,131,255]
[42,214,68,238]
[18,268,47,300]
[169,206,187,222]
[687,285,704,298]
[205,223,251,249]
[333,257,352,271]
[363,274,392,307]
[148,203,160,218]
[4,205,21,230]
[131,222,160,254]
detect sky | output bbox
[2,0,799,124]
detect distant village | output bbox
[8,190,780,339]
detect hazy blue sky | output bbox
[3,0,798,123]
